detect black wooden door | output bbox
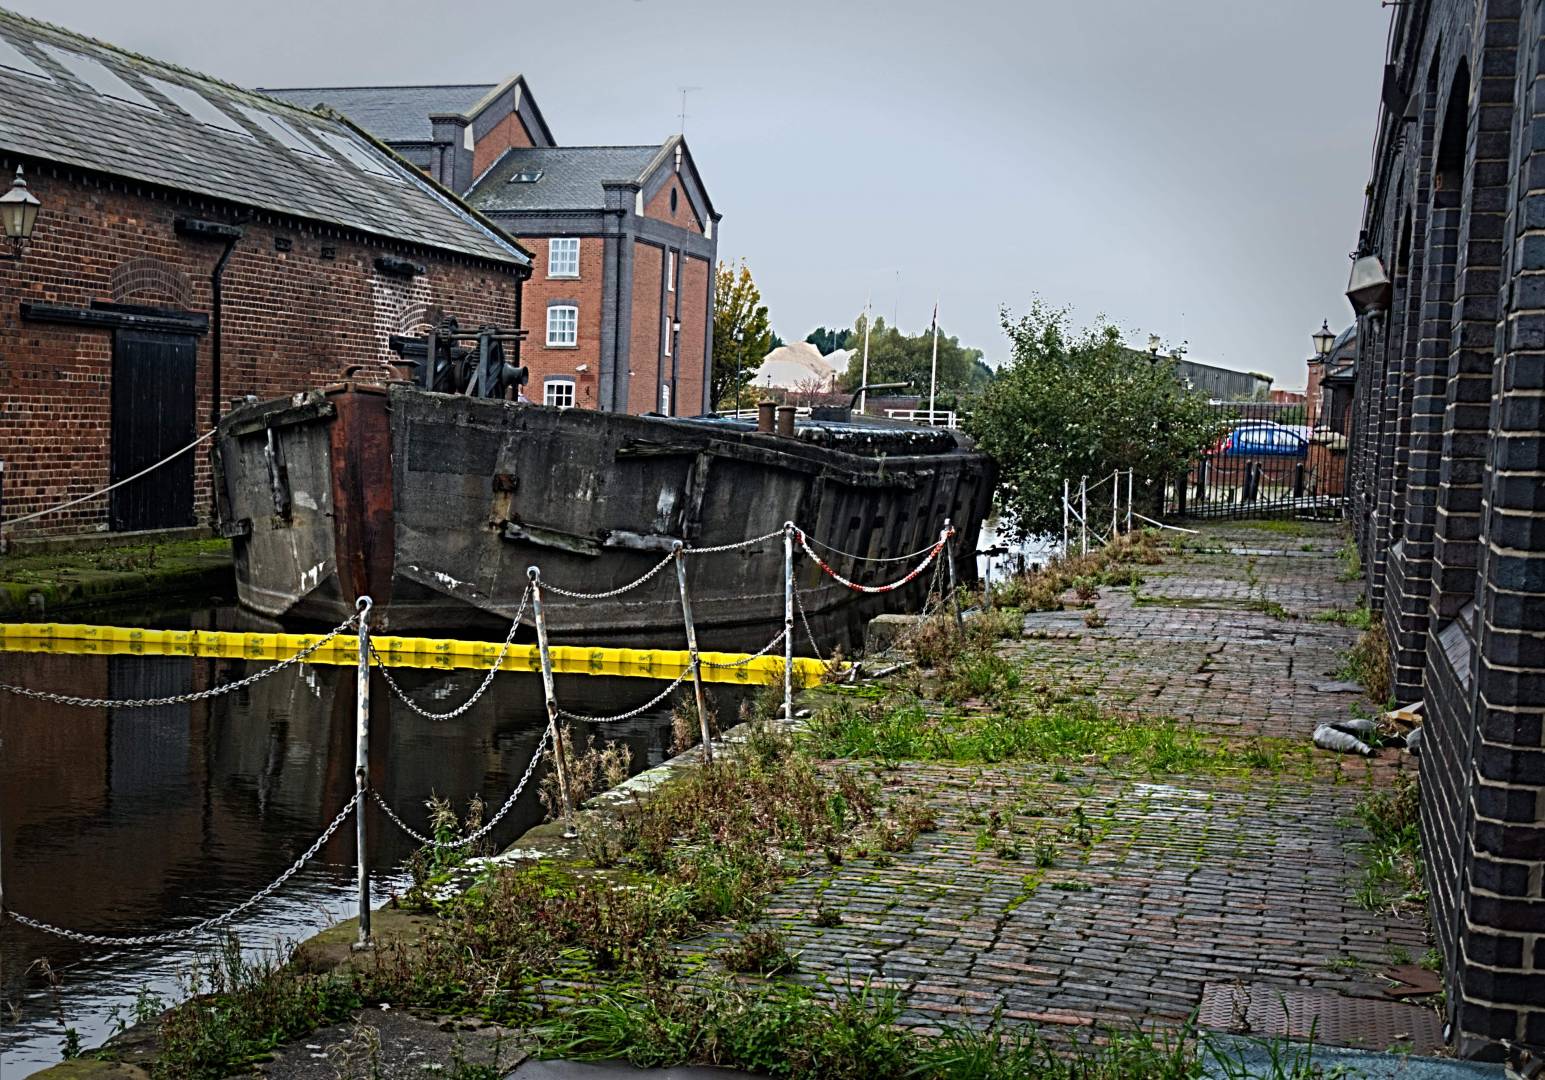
[110,330,197,532]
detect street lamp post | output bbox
[1312,320,1335,359]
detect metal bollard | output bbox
[527,567,575,835]
[943,520,962,628]
[354,595,373,949]
[783,523,795,720]
[673,543,714,763]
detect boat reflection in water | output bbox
[0,598,746,1077]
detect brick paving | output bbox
[689,521,1441,1053]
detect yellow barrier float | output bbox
[0,620,828,687]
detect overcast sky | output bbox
[19,0,1389,388]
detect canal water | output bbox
[0,597,739,1076]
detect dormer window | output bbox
[509,168,543,183]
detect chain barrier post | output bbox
[1126,470,1134,534]
[353,596,373,949]
[1111,470,1119,543]
[783,522,795,721]
[1062,478,1070,558]
[943,520,962,628]
[528,567,575,835]
[673,542,714,763]
[1080,476,1089,554]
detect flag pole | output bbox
[859,295,872,416]
[928,300,940,422]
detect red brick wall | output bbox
[677,253,709,414]
[644,174,702,233]
[628,240,664,414]
[2,168,521,539]
[472,110,535,178]
[519,235,604,408]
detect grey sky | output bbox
[17,0,1389,388]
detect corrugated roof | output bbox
[261,84,494,142]
[468,144,666,212]
[0,8,527,266]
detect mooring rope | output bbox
[3,428,217,527]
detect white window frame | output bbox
[546,304,578,347]
[544,377,576,408]
[548,237,580,278]
[660,384,672,416]
[667,250,676,292]
[663,315,672,357]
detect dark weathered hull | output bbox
[215,383,995,650]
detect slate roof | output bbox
[0,8,528,266]
[261,84,495,143]
[467,144,668,213]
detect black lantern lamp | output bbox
[1312,320,1336,358]
[0,165,40,259]
[1345,233,1391,316]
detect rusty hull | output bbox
[215,384,995,649]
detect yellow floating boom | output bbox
[0,621,830,686]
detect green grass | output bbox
[1350,774,1425,913]
[1229,519,1319,537]
[803,694,1310,777]
[1314,605,1373,630]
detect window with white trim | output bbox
[663,315,672,356]
[548,237,579,278]
[546,304,578,347]
[660,384,671,416]
[544,378,576,408]
[667,250,676,291]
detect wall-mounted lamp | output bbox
[0,166,41,260]
[1312,320,1336,358]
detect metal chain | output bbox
[800,533,945,564]
[370,587,531,721]
[6,791,361,946]
[699,628,786,669]
[538,550,676,600]
[683,527,786,555]
[792,582,827,663]
[0,617,358,709]
[371,728,549,849]
[557,666,692,724]
[797,529,947,594]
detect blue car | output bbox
[1213,423,1309,457]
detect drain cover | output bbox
[1197,982,1443,1054]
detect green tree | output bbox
[966,303,1224,542]
[712,260,776,410]
[837,313,990,401]
[804,326,851,354]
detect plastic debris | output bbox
[1405,726,1423,756]
[1329,717,1379,740]
[1313,724,1374,756]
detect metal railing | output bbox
[0,517,954,950]
[1163,400,1345,519]
[884,408,958,429]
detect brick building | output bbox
[0,10,531,541]
[265,78,720,416]
[1345,0,1545,1057]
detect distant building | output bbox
[0,9,530,540]
[265,78,719,416]
[1306,324,1356,434]
[1170,357,1273,401]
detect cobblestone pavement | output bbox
[689,521,1441,1054]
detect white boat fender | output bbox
[1313,724,1374,756]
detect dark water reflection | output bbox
[1,599,742,1076]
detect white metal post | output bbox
[674,543,714,762]
[783,523,795,720]
[354,596,372,948]
[943,520,962,627]
[1126,470,1134,533]
[528,567,575,834]
[858,297,872,416]
[1080,477,1088,555]
[928,301,940,421]
[1111,470,1119,542]
[1062,478,1070,558]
